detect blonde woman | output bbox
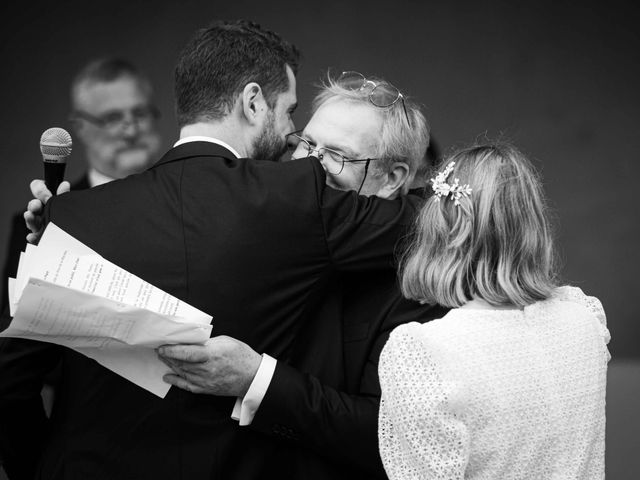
[378,143,610,479]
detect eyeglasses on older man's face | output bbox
[286,132,379,175]
[286,131,381,194]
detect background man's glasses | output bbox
[70,105,160,135]
[286,132,378,175]
[337,71,412,128]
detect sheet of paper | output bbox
[7,277,15,317]
[2,223,213,397]
[15,244,36,301]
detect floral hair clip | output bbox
[430,161,472,206]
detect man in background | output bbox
[1,58,162,312]
[68,57,163,184]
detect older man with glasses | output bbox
[159,70,447,479]
[1,58,162,314]
[68,58,162,184]
[287,71,420,196]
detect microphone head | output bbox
[40,127,72,162]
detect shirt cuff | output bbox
[230,353,277,426]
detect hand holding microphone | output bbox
[25,128,73,244]
[24,179,71,244]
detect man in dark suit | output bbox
[0,20,422,480]
[1,58,161,313]
[159,73,447,479]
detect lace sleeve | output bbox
[554,286,610,346]
[378,324,469,480]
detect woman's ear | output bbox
[241,82,268,126]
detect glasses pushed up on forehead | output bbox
[70,105,160,135]
[337,71,412,128]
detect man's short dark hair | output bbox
[175,20,300,128]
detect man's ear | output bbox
[377,162,410,199]
[241,82,268,126]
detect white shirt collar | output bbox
[88,168,116,187]
[173,136,241,159]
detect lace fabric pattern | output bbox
[378,286,610,480]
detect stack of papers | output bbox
[2,223,213,397]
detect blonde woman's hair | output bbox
[400,142,558,308]
[311,75,430,194]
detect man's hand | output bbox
[157,335,262,397]
[24,179,71,244]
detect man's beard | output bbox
[251,111,288,162]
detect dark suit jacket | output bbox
[250,267,449,479]
[0,142,421,479]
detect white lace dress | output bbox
[378,286,610,480]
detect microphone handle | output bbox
[44,161,67,195]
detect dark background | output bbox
[0,0,638,478]
[1,0,637,358]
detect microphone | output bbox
[40,127,72,195]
